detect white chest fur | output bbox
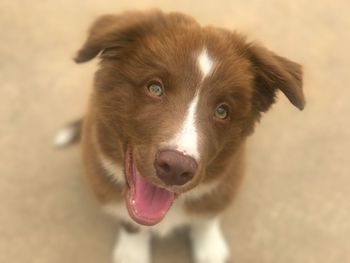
[106,198,229,263]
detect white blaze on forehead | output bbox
[169,94,200,160]
[198,48,213,79]
[165,47,214,160]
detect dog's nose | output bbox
[155,150,197,186]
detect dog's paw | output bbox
[192,237,229,263]
[113,246,150,263]
[112,229,150,263]
[191,219,230,263]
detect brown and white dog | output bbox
[55,10,305,263]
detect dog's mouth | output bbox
[125,148,175,226]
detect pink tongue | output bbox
[127,164,175,226]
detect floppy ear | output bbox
[74,10,165,63]
[246,43,305,111]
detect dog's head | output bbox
[76,10,304,225]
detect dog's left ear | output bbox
[246,43,305,111]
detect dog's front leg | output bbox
[190,218,229,263]
[113,227,151,263]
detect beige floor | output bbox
[1,1,350,262]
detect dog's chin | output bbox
[124,147,176,226]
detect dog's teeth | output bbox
[53,126,77,147]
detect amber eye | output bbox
[147,81,164,97]
[214,104,229,120]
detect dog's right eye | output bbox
[147,81,164,97]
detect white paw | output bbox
[113,229,150,263]
[193,236,229,263]
[191,219,230,263]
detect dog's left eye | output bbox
[147,81,164,97]
[214,104,229,120]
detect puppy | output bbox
[57,10,305,263]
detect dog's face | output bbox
[77,11,304,225]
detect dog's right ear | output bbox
[74,10,165,63]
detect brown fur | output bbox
[77,10,304,219]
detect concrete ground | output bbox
[1,1,349,262]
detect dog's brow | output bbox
[197,48,213,80]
